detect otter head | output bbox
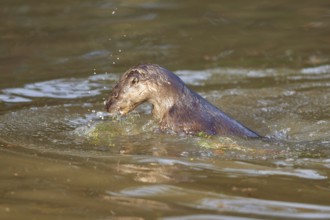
[105,68,150,115]
[105,64,183,120]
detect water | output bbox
[1,1,330,219]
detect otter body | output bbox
[105,64,260,138]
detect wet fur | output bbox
[105,64,260,138]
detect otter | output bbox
[105,64,260,138]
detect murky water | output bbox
[1,1,330,219]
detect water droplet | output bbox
[112,8,117,15]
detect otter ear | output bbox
[126,70,140,86]
[130,75,139,85]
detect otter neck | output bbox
[148,82,186,122]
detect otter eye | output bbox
[113,91,119,98]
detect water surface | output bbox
[1,0,330,219]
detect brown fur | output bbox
[105,64,260,138]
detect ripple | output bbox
[137,158,327,180]
[0,94,31,103]
[0,73,117,103]
[175,70,212,85]
[195,196,330,219]
[222,167,327,180]
[78,50,111,60]
[109,184,330,219]
[301,65,330,75]
[109,184,177,197]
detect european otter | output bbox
[105,64,260,138]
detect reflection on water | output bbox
[1,148,330,219]
[1,0,330,219]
